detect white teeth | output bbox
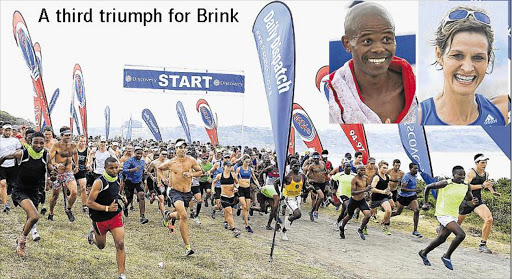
[454,74,475,83]
[368,58,386,64]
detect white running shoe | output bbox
[332,221,339,231]
[32,229,41,241]
[280,231,289,241]
[193,217,201,225]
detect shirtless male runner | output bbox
[339,165,372,240]
[48,126,79,222]
[147,150,169,218]
[387,159,404,210]
[40,126,58,215]
[159,139,203,256]
[302,152,327,221]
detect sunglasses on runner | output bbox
[444,9,491,26]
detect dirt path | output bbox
[245,209,510,279]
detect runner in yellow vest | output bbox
[280,160,306,241]
[418,165,478,270]
[332,162,355,231]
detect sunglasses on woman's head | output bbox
[444,9,491,27]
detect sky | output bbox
[1,0,417,130]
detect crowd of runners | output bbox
[0,122,503,278]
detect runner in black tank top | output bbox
[458,154,501,254]
[369,161,393,235]
[86,157,127,278]
[75,135,89,213]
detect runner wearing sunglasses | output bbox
[419,6,508,125]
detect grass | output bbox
[0,196,337,279]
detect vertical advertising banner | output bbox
[73,64,87,138]
[288,125,295,156]
[176,101,192,144]
[105,106,110,140]
[13,11,52,128]
[142,108,162,141]
[291,103,323,153]
[398,124,436,185]
[253,1,296,181]
[196,99,219,146]
[340,124,370,165]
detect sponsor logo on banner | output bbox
[74,74,85,107]
[123,67,245,93]
[18,30,38,78]
[199,105,215,129]
[292,109,315,142]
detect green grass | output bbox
[0,197,337,279]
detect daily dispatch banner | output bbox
[123,66,245,93]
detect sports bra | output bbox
[220,172,235,185]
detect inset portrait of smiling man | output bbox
[328,2,417,124]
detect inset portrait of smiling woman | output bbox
[328,2,417,124]
[418,4,509,126]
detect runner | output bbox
[198,153,213,208]
[387,159,404,211]
[211,160,242,237]
[339,165,372,240]
[86,156,127,279]
[209,153,230,218]
[160,139,204,256]
[87,137,112,183]
[0,123,21,213]
[48,126,79,222]
[122,146,148,224]
[419,166,477,270]
[391,162,423,237]
[0,132,55,257]
[74,135,89,213]
[332,162,355,231]
[350,152,364,173]
[188,151,203,225]
[147,150,168,218]
[280,159,306,241]
[250,183,281,231]
[369,161,393,235]
[302,152,327,221]
[458,153,501,254]
[235,154,260,233]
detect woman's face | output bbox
[437,31,489,97]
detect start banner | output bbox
[123,65,244,93]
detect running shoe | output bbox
[280,231,289,241]
[224,221,229,230]
[40,207,47,215]
[373,215,379,223]
[441,256,453,270]
[211,209,216,219]
[357,228,366,240]
[332,221,339,231]
[266,224,273,230]
[140,216,149,224]
[233,228,241,238]
[339,229,345,239]
[66,210,75,222]
[32,228,41,242]
[479,244,493,254]
[47,214,54,221]
[189,211,195,219]
[236,206,241,216]
[245,226,254,233]
[418,250,431,266]
[3,204,10,213]
[16,236,27,257]
[412,231,423,238]
[185,248,195,256]
[193,217,201,225]
[130,205,135,211]
[123,206,129,217]
[82,205,88,213]
[383,226,391,236]
[363,227,369,235]
[313,211,319,219]
[118,274,126,279]
[87,226,94,245]
[309,211,314,222]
